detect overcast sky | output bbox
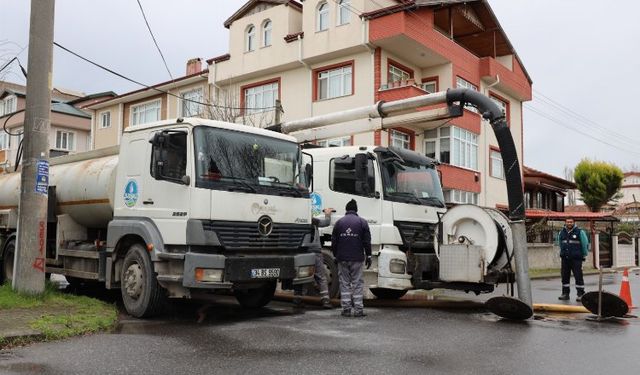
[1,0,639,177]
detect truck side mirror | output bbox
[354,153,370,196]
[304,163,313,189]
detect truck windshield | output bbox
[193,126,308,197]
[380,158,445,208]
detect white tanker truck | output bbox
[0,118,317,317]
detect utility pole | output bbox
[13,0,55,294]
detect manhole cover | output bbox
[581,291,628,317]
[485,296,533,320]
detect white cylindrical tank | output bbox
[0,150,119,229]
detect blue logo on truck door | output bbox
[310,192,322,216]
[124,180,139,208]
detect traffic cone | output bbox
[619,268,634,309]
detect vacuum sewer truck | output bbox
[0,118,317,317]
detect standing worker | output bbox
[557,218,589,301]
[293,207,334,309]
[332,199,372,317]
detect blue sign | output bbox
[124,180,139,208]
[35,160,49,195]
[310,192,322,216]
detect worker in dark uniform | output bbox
[293,207,334,309]
[332,199,372,317]
[557,218,590,302]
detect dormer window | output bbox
[262,20,272,47]
[338,0,351,25]
[317,2,329,31]
[246,25,256,52]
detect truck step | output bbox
[157,252,185,260]
[46,266,99,280]
[156,275,184,283]
[58,248,100,259]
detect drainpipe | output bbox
[297,34,313,118]
[483,75,500,205]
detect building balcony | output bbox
[479,57,532,101]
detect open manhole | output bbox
[581,291,628,318]
[485,296,533,320]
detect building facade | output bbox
[206,0,532,208]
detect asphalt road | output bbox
[1,272,639,375]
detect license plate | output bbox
[251,268,280,279]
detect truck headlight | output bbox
[195,268,223,282]
[297,266,315,278]
[389,259,406,274]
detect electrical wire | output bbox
[54,42,276,111]
[135,0,174,81]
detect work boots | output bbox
[558,287,570,301]
[576,289,585,302]
[321,297,333,309]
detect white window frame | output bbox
[390,129,411,150]
[388,64,411,83]
[55,130,75,151]
[180,87,204,117]
[317,2,329,31]
[317,64,353,100]
[490,149,505,179]
[99,111,111,129]
[444,189,478,205]
[422,80,437,94]
[246,25,256,52]
[425,126,477,170]
[491,96,508,117]
[244,81,279,115]
[337,0,351,25]
[0,132,8,150]
[130,99,161,127]
[1,95,17,116]
[262,20,272,47]
[318,136,351,147]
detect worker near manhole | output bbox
[293,207,334,309]
[557,218,590,302]
[332,199,372,317]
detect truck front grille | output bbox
[394,221,436,253]
[203,221,310,251]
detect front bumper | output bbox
[182,252,316,289]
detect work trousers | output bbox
[561,257,585,295]
[338,261,364,313]
[294,252,329,298]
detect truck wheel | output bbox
[1,240,15,285]
[322,249,340,299]
[370,288,408,300]
[234,281,277,309]
[120,243,167,318]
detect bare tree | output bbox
[563,166,576,206]
[202,83,279,129]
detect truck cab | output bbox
[305,145,446,299]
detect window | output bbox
[262,20,272,47]
[131,100,161,126]
[246,25,256,52]
[180,88,204,117]
[1,95,17,116]
[317,2,329,31]
[150,131,187,181]
[390,129,410,150]
[490,148,504,179]
[0,133,8,150]
[524,191,531,209]
[329,157,376,197]
[490,95,508,117]
[337,0,351,25]
[317,64,353,100]
[422,79,437,94]
[55,130,75,151]
[444,189,478,205]
[425,126,476,170]
[388,64,411,83]
[318,136,351,147]
[456,77,479,113]
[99,111,111,128]
[244,81,279,115]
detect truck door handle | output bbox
[143,199,154,205]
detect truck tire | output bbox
[370,288,408,300]
[1,239,15,285]
[234,281,277,309]
[120,243,167,318]
[322,249,340,299]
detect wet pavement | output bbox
[1,271,639,375]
